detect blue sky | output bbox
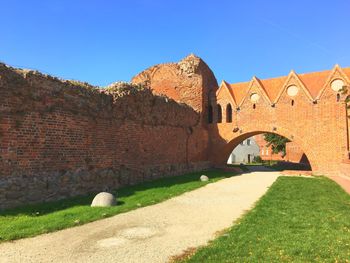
[1,0,349,86]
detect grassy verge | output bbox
[0,170,235,242]
[268,161,312,171]
[183,176,350,262]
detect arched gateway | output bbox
[1,54,350,209]
[133,55,350,176]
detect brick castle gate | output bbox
[1,54,349,208]
[209,65,350,174]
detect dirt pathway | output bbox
[329,174,350,194]
[0,171,280,263]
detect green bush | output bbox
[253,156,262,163]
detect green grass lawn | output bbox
[183,176,350,262]
[0,170,235,242]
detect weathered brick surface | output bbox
[132,54,218,124]
[1,54,349,209]
[0,58,212,209]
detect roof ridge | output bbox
[221,65,350,105]
[225,66,350,85]
[228,80,250,86]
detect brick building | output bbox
[254,134,285,161]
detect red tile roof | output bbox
[258,76,288,102]
[228,81,250,106]
[343,68,350,80]
[223,66,350,104]
[298,70,331,98]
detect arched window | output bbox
[226,104,232,123]
[217,104,222,123]
[208,105,213,124]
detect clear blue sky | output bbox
[1,0,349,86]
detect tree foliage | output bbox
[263,133,290,156]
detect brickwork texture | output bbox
[1,54,349,209]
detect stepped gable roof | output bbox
[223,66,350,104]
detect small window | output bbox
[208,105,213,123]
[253,104,256,109]
[217,104,222,123]
[337,93,340,102]
[291,100,295,106]
[331,79,345,92]
[226,104,232,123]
[240,141,245,146]
[247,139,251,146]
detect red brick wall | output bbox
[0,60,211,209]
[285,141,305,163]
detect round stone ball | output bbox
[200,175,209,182]
[91,192,117,207]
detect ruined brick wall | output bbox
[0,59,211,209]
[3,52,348,209]
[132,54,218,124]
[132,54,219,163]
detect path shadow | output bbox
[245,165,275,172]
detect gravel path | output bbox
[0,171,280,263]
